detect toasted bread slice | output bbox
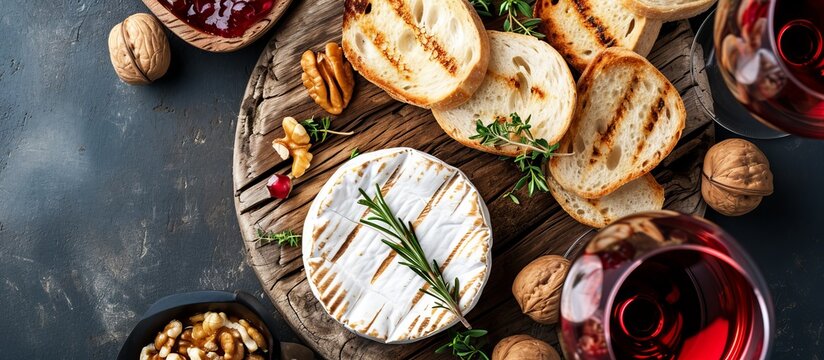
[549,47,685,199]
[623,0,716,21]
[342,0,489,109]
[431,31,576,156]
[548,173,664,228]
[534,0,662,72]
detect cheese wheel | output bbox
[303,148,492,343]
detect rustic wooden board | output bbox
[142,0,293,52]
[232,1,714,357]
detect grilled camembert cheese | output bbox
[303,148,492,343]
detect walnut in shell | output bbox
[492,335,560,360]
[108,13,171,85]
[512,255,570,325]
[702,139,773,216]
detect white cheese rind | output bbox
[302,148,492,344]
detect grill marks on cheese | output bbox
[303,149,491,343]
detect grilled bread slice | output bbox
[548,173,664,228]
[623,0,717,22]
[534,0,662,72]
[342,0,489,109]
[549,47,685,199]
[432,31,576,156]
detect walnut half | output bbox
[301,43,355,115]
[272,117,313,178]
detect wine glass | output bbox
[558,211,773,359]
[709,0,824,138]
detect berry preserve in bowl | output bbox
[158,0,277,38]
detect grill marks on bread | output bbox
[342,0,489,108]
[587,74,640,167]
[385,0,459,75]
[534,0,661,72]
[569,0,617,47]
[549,48,685,199]
[633,96,665,163]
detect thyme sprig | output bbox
[255,229,301,248]
[436,329,490,360]
[470,113,567,204]
[300,116,354,143]
[499,0,544,38]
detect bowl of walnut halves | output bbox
[117,290,314,360]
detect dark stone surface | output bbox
[0,1,821,359]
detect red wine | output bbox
[609,248,760,359]
[774,0,824,94]
[559,213,772,360]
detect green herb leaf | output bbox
[438,329,490,360]
[255,229,301,248]
[498,0,544,38]
[469,0,493,17]
[349,148,360,159]
[472,113,561,205]
[300,116,355,143]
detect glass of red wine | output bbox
[558,211,773,359]
[711,0,824,138]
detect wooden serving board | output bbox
[232,1,715,357]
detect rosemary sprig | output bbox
[499,0,544,38]
[436,329,490,360]
[357,185,472,329]
[300,116,354,143]
[470,113,564,204]
[469,0,493,17]
[349,148,360,159]
[255,229,301,248]
[357,185,490,359]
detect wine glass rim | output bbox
[768,0,824,100]
[602,243,774,360]
[690,9,720,120]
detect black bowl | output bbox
[117,290,281,360]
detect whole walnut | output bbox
[108,13,170,85]
[492,335,560,360]
[512,255,570,325]
[702,139,773,216]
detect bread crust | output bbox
[548,173,664,228]
[623,0,716,21]
[342,0,489,109]
[549,47,685,199]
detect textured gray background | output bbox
[0,1,821,359]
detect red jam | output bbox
[159,0,276,38]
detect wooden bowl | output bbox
[141,0,294,52]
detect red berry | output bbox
[267,174,292,199]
